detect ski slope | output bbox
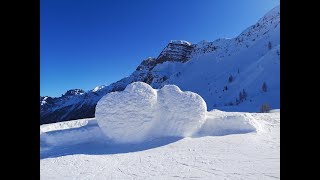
[40,110,279,179]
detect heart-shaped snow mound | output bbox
[95,82,158,143]
[154,85,207,137]
[95,82,207,143]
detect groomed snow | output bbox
[95,82,207,143]
[40,111,279,179]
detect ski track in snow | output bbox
[40,111,279,180]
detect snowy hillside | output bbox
[40,5,280,124]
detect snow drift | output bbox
[197,110,257,136]
[96,82,207,143]
[96,82,256,143]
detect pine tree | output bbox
[262,82,267,92]
[260,103,271,113]
[228,75,234,83]
[239,91,243,102]
[268,41,272,50]
[236,98,240,105]
[242,89,247,100]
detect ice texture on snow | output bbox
[95,82,207,143]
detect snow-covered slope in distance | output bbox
[40,5,280,124]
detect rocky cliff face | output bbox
[157,40,194,63]
[40,5,280,125]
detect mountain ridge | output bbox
[40,5,280,125]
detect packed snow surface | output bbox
[41,110,279,179]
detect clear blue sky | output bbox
[40,0,279,97]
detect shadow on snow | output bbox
[40,124,182,160]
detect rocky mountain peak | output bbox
[156,40,194,64]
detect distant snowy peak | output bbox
[40,96,54,106]
[238,5,279,40]
[170,40,192,46]
[92,85,106,92]
[259,5,280,22]
[40,96,48,105]
[63,89,85,97]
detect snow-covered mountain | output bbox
[40,5,280,125]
